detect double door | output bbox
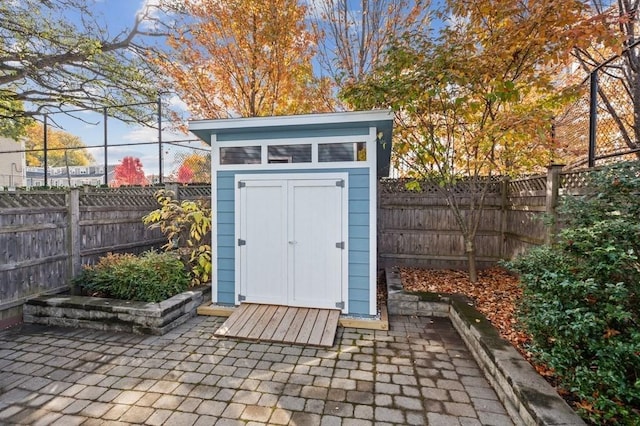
[236,175,347,310]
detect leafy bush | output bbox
[143,190,212,286]
[74,251,190,303]
[507,162,640,425]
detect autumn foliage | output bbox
[172,153,210,184]
[110,157,148,187]
[153,0,333,120]
[342,0,597,282]
[176,164,194,184]
[24,122,94,167]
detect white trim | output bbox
[367,126,378,316]
[216,135,367,146]
[210,134,219,304]
[233,172,349,313]
[340,173,350,314]
[233,175,242,306]
[236,172,350,182]
[190,109,393,132]
[217,161,369,172]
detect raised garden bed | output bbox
[23,285,211,335]
[386,267,585,426]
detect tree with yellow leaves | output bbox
[153,0,333,120]
[344,0,590,281]
[24,122,94,167]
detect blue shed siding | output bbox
[216,174,236,304]
[216,126,370,142]
[346,168,371,315]
[215,168,372,315]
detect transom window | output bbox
[319,142,366,162]
[218,140,367,166]
[220,146,261,165]
[268,144,311,163]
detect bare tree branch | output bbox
[0,0,169,133]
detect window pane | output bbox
[220,146,261,164]
[268,144,311,163]
[318,142,366,162]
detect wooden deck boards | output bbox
[214,303,340,348]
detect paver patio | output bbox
[0,315,513,425]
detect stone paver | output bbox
[0,315,514,425]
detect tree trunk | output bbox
[465,237,478,283]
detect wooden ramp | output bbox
[214,303,340,347]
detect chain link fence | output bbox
[556,42,640,170]
[163,141,211,184]
[0,100,212,189]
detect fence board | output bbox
[378,163,627,270]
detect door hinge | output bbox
[335,241,345,249]
[335,179,345,188]
[238,239,246,246]
[238,181,246,188]
[238,294,246,301]
[335,301,345,309]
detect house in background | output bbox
[0,137,26,188]
[25,165,116,187]
[190,110,393,317]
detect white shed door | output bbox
[238,180,287,305]
[238,177,345,310]
[288,180,343,309]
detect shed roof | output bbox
[189,110,394,178]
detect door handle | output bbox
[288,241,297,245]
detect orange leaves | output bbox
[153,0,332,119]
[173,153,210,184]
[401,266,531,357]
[603,328,621,339]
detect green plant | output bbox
[507,162,640,424]
[74,251,190,303]
[143,189,212,286]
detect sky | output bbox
[48,0,207,178]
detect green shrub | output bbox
[507,162,640,425]
[74,251,190,303]
[143,190,212,286]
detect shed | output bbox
[189,110,393,317]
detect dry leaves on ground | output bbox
[400,267,533,360]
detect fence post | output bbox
[545,164,564,245]
[67,188,81,290]
[499,176,509,258]
[588,70,598,168]
[165,183,179,200]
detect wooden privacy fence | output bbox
[0,185,211,326]
[378,165,595,270]
[0,165,610,325]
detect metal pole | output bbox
[158,96,163,184]
[588,70,598,168]
[103,107,108,186]
[43,114,48,187]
